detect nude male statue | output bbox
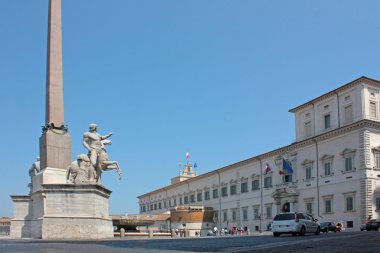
[82,123,112,167]
[29,157,41,177]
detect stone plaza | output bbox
[0,232,379,253]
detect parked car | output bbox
[365,219,380,231]
[271,212,320,237]
[320,222,338,233]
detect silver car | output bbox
[272,212,320,237]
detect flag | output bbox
[186,152,190,159]
[194,163,198,168]
[282,158,293,174]
[264,162,271,175]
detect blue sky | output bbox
[1,0,380,217]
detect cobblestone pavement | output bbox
[0,231,378,253]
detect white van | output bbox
[271,212,320,237]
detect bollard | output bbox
[171,229,176,238]
[120,228,125,238]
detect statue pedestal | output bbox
[11,184,114,239]
[39,130,72,172]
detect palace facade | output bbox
[138,76,380,232]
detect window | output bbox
[341,148,355,173]
[158,202,162,209]
[306,202,312,214]
[324,162,331,176]
[190,194,195,203]
[306,167,312,180]
[230,185,237,195]
[242,208,248,220]
[164,201,166,208]
[241,182,248,193]
[179,197,183,205]
[212,189,219,198]
[184,196,189,204]
[266,206,272,219]
[154,203,157,210]
[324,114,331,129]
[305,121,312,137]
[376,197,380,210]
[223,210,228,222]
[325,199,332,213]
[204,191,210,200]
[376,154,380,169]
[264,176,272,188]
[197,192,202,202]
[344,105,353,122]
[174,198,177,206]
[320,155,334,177]
[284,173,292,183]
[253,206,260,219]
[345,157,353,172]
[214,211,219,222]
[232,209,237,221]
[347,221,354,228]
[150,204,153,211]
[370,101,377,117]
[169,200,172,207]
[221,187,228,197]
[252,179,260,190]
[346,196,355,211]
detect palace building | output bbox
[137,76,380,233]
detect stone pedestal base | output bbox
[11,184,113,239]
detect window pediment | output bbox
[372,146,380,152]
[340,148,356,156]
[240,177,248,182]
[251,173,260,179]
[320,154,334,161]
[301,159,314,167]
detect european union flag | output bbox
[194,163,198,168]
[282,158,293,174]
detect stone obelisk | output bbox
[10,0,113,239]
[39,0,72,178]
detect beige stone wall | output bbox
[171,209,214,223]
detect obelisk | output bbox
[11,0,113,239]
[39,0,72,179]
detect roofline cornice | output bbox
[289,76,380,113]
[137,119,380,199]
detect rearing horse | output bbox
[94,140,122,182]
